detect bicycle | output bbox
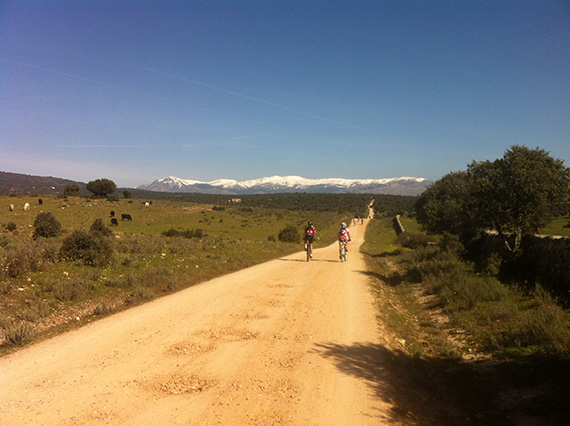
[339,239,349,262]
[306,242,312,262]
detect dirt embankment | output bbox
[1,219,404,425]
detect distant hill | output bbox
[0,171,88,195]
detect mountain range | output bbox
[138,175,432,196]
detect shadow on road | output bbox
[277,258,339,263]
[312,341,518,426]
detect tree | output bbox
[63,184,81,197]
[86,179,117,197]
[467,146,569,252]
[417,146,569,252]
[33,212,61,239]
[415,171,474,239]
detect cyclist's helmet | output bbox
[308,221,313,226]
[341,222,347,228]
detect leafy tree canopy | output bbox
[416,145,570,252]
[86,179,117,197]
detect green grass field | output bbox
[0,194,356,352]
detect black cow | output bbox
[121,214,133,221]
[110,210,115,217]
[38,199,43,205]
[110,218,118,226]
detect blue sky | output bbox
[1,1,569,188]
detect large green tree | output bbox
[468,146,569,252]
[415,171,473,239]
[415,146,570,252]
[86,179,117,197]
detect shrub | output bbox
[499,286,570,353]
[60,229,114,266]
[0,235,14,247]
[126,285,154,305]
[3,321,33,346]
[93,303,113,316]
[429,271,508,312]
[396,232,436,249]
[6,222,17,232]
[0,242,56,279]
[33,212,61,239]
[89,218,113,237]
[52,278,85,301]
[278,225,300,243]
[162,228,203,239]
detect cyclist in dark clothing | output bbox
[303,221,317,258]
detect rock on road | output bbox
[1,219,398,425]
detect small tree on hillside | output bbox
[86,179,117,197]
[63,184,81,197]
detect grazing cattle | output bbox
[38,199,43,205]
[9,204,14,211]
[121,213,133,221]
[23,203,30,211]
[110,210,115,217]
[144,202,150,207]
[110,218,118,226]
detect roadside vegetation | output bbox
[362,215,570,425]
[361,145,570,425]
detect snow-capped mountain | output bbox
[138,175,432,196]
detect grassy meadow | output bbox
[0,194,355,352]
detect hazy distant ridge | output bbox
[138,175,432,196]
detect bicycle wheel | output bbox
[306,244,311,262]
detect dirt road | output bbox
[1,220,397,425]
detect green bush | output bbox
[0,241,58,279]
[33,212,61,239]
[428,271,508,312]
[89,218,113,237]
[499,286,570,353]
[278,225,300,243]
[60,229,114,266]
[6,222,17,232]
[161,228,203,239]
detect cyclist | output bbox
[338,222,351,258]
[303,221,317,258]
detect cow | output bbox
[38,199,43,205]
[144,202,150,207]
[110,210,115,217]
[9,204,14,211]
[121,214,133,221]
[110,218,119,226]
[23,203,30,211]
